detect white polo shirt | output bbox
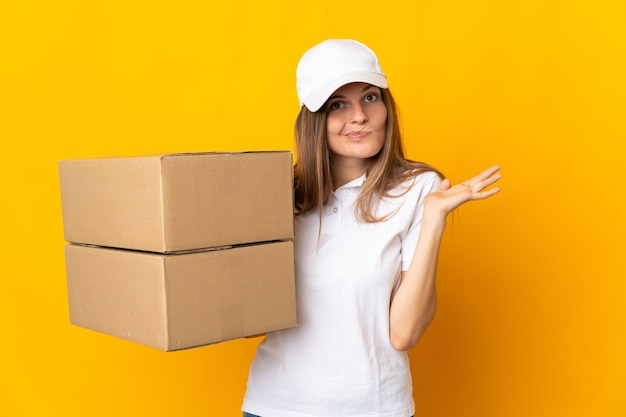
[243,171,441,417]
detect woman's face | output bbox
[325,82,387,167]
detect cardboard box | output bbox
[65,241,297,351]
[59,152,294,252]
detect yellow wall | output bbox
[1,1,624,416]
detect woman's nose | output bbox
[350,103,368,123]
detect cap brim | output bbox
[302,72,388,112]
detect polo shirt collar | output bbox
[337,173,366,190]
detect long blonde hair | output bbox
[294,87,443,222]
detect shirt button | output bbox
[343,190,349,196]
[332,207,338,214]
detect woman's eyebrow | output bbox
[329,85,378,101]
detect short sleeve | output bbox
[400,171,441,271]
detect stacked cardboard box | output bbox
[59,152,297,351]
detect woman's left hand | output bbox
[389,165,502,350]
[424,165,502,218]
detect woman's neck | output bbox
[331,157,370,190]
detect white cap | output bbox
[296,39,388,112]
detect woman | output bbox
[242,39,501,417]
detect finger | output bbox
[466,165,501,185]
[438,178,451,191]
[474,186,501,200]
[474,172,502,192]
[478,165,501,179]
[464,166,502,190]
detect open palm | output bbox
[424,165,502,216]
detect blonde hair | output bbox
[294,88,443,223]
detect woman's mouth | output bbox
[346,131,369,140]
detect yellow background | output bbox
[1,0,624,416]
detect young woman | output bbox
[242,39,501,417]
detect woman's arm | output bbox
[389,165,502,351]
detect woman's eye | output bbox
[364,93,378,103]
[328,101,343,110]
